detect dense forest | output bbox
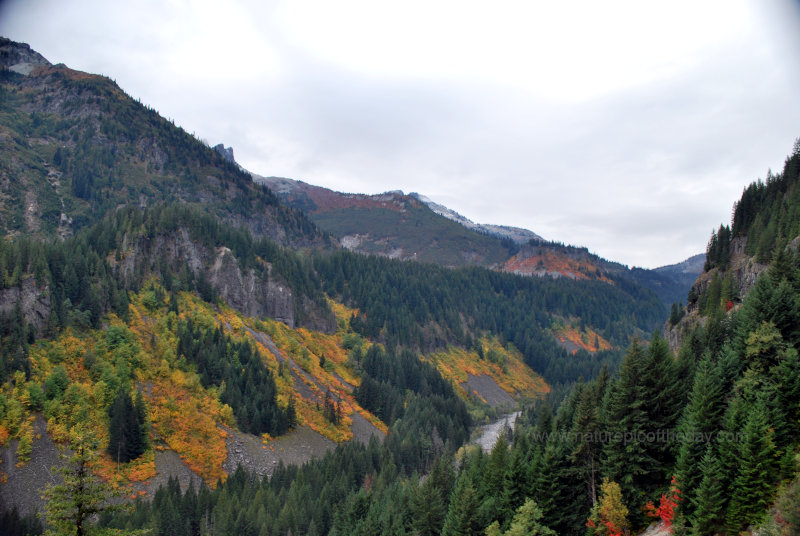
[705,140,800,269]
[176,320,295,437]
[313,250,661,384]
[24,250,795,536]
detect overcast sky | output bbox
[2,0,800,268]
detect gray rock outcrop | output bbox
[117,227,335,332]
[0,37,51,75]
[0,277,51,335]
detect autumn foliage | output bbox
[503,250,613,283]
[645,476,682,530]
[554,323,613,354]
[429,337,549,403]
[587,479,630,536]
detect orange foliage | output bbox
[555,325,613,354]
[223,310,385,442]
[95,450,156,484]
[430,338,549,402]
[148,379,228,486]
[503,252,613,283]
[7,284,392,489]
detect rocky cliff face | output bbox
[207,246,294,326]
[117,228,335,332]
[213,144,235,164]
[0,37,51,75]
[664,236,770,351]
[686,237,768,314]
[0,276,51,335]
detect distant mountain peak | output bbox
[408,192,543,244]
[0,37,51,75]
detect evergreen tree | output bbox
[726,397,779,533]
[501,443,533,521]
[486,498,556,536]
[690,443,724,536]
[674,354,724,516]
[531,437,587,535]
[571,369,608,506]
[107,388,147,464]
[411,477,446,536]
[429,454,455,506]
[441,473,482,536]
[602,341,652,510]
[44,429,128,536]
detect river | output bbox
[474,411,521,451]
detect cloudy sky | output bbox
[2,0,799,268]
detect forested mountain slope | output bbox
[0,38,324,247]
[259,176,701,309]
[510,140,800,536]
[0,204,548,523]
[256,175,517,267]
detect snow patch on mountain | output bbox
[409,193,543,244]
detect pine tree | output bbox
[501,444,532,520]
[726,397,779,533]
[690,443,724,536]
[107,388,147,464]
[486,498,556,536]
[531,436,587,534]
[674,354,724,516]
[44,429,127,536]
[571,370,608,506]
[602,341,652,510]
[410,477,445,536]
[441,473,481,536]
[429,454,455,506]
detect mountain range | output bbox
[255,174,702,307]
[3,36,798,536]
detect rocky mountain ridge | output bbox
[0,37,51,75]
[255,174,515,267]
[115,225,335,332]
[254,175,702,307]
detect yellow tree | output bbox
[587,479,630,536]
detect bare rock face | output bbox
[213,144,235,164]
[0,277,51,335]
[118,227,335,332]
[0,37,51,75]
[667,236,769,352]
[727,237,769,297]
[687,237,768,313]
[208,247,295,327]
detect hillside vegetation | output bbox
[0,60,324,246]
[2,38,783,536]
